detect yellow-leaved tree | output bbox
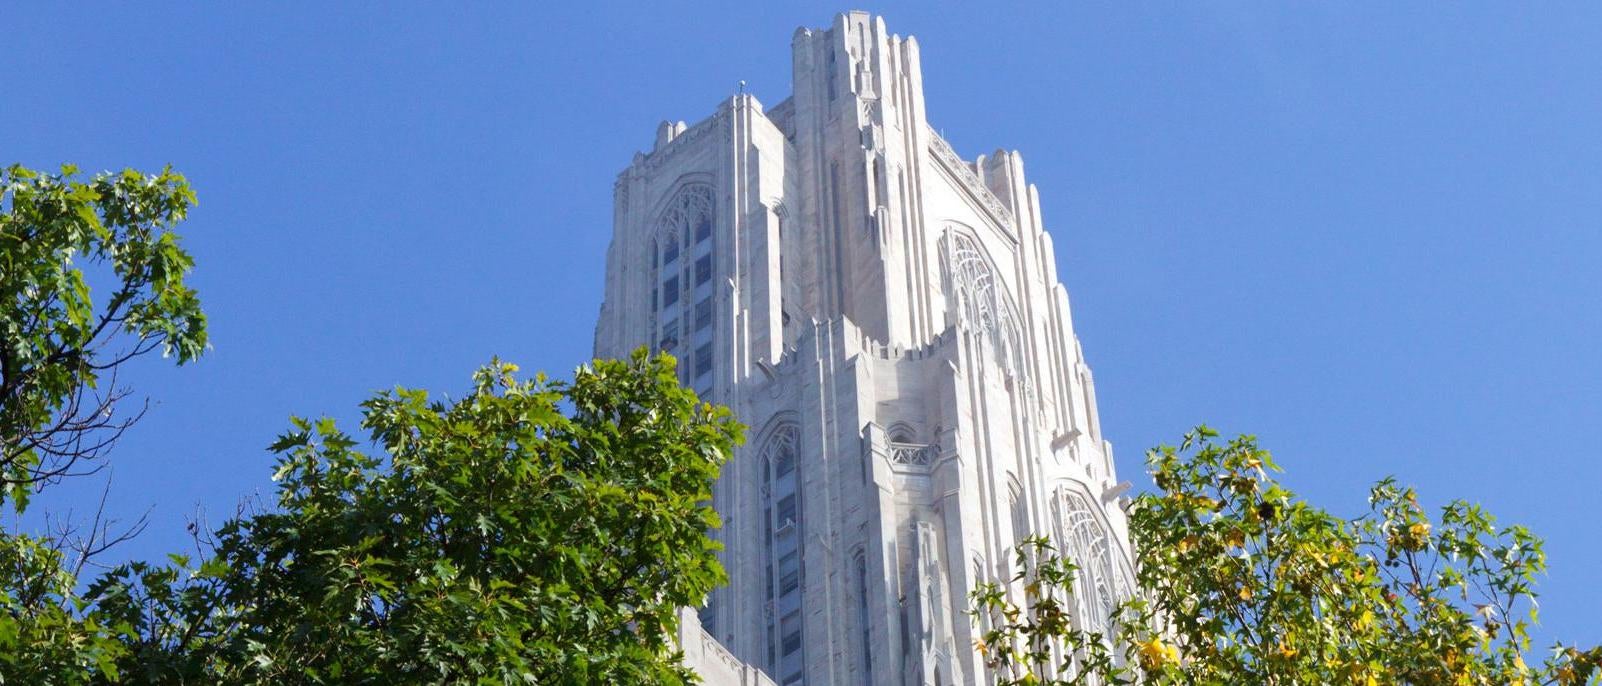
[972,427,1600,685]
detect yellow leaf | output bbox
[1139,637,1177,669]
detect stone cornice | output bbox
[925,124,1016,234]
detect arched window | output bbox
[1008,478,1030,546]
[888,422,916,445]
[1053,489,1118,637]
[941,231,1025,379]
[758,422,805,681]
[650,185,716,394]
[854,550,872,684]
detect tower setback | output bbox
[594,12,1133,686]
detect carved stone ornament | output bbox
[925,125,1015,231]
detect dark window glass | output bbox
[780,568,799,596]
[695,254,713,285]
[695,342,713,378]
[780,612,802,655]
[782,632,801,656]
[777,494,796,523]
[857,555,872,681]
[695,217,712,242]
[659,317,679,351]
[775,448,795,477]
[663,276,679,306]
[695,298,713,330]
[663,240,679,265]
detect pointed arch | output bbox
[751,415,804,677]
[654,183,715,244]
[886,421,918,445]
[760,422,800,480]
[940,228,1026,380]
[647,182,717,388]
[1049,485,1128,638]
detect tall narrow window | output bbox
[1055,491,1118,637]
[827,49,838,101]
[649,185,714,389]
[856,552,872,683]
[943,231,1025,377]
[760,423,803,680]
[1010,482,1029,545]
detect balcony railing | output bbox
[889,442,934,467]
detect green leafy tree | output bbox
[2,162,740,684]
[1,163,207,684]
[972,427,1601,686]
[1,163,206,509]
[86,351,741,684]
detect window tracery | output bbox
[1052,489,1119,638]
[941,231,1025,379]
[649,185,717,394]
[758,422,804,680]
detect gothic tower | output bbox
[594,13,1134,686]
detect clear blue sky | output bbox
[7,3,1598,645]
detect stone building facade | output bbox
[594,12,1134,686]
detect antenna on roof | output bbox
[738,80,747,95]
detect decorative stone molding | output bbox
[890,441,934,466]
[703,630,745,672]
[640,112,726,175]
[926,125,1015,231]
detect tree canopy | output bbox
[86,351,739,684]
[1,164,206,511]
[3,164,741,683]
[2,163,207,683]
[973,427,1601,685]
[4,348,738,684]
